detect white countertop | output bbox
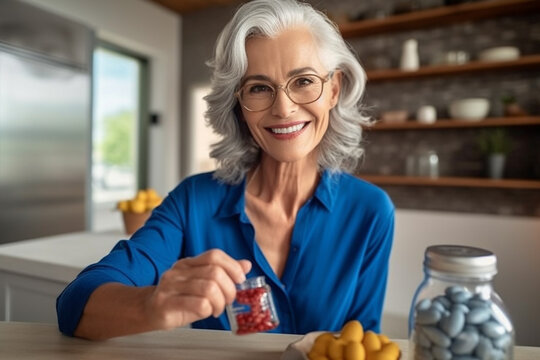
[0,231,123,283]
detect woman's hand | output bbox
[144,249,252,330]
[74,249,251,340]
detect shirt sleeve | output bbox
[56,188,186,336]
[349,205,395,333]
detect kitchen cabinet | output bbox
[0,232,120,323]
[337,0,540,190]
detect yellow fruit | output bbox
[368,342,400,360]
[306,321,399,360]
[117,200,130,212]
[129,199,147,214]
[310,340,328,356]
[146,188,161,200]
[362,331,381,353]
[378,334,390,345]
[310,332,335,356]
[340,320,364,343]
[328,338,346,360]
[344,341,365,360]
[135,189,148,201]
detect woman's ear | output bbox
[329,70,342,109]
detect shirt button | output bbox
[292,247,298,253]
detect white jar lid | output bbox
[424,245,497,277]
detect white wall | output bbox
[21,0,181,196]
[383,209,540,346]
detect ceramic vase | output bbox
[400,39,419,71]
[488,153,506,179]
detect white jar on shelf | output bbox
[400,38,420,71]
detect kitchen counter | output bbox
[1,322,539,360]
[0,231,122,323]
[0,231,122,283]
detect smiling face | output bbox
[240,27,341,165]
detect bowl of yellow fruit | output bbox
[116,188,163,234]
[281,320,400,360]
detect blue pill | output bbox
[451,290,473,304]
[433,295,452,309]
[475,336,493,360]
[445,285,466,296]
[439,309,465,337]
[493,334,512,349]
[423,326,451,348]
[432,301,446,313]
[432,345,452,360]
[468,299,490,309]
[417,307,442,325]
[451,328,479,355]
[417,298,432,311]
[467,307,491,324]
[452,303,470,314]
[487,349,506,360]
[482,321,507,338]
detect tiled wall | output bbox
[311,0,540,217]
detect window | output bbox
[189,85,221,175]
[91,43,148,231]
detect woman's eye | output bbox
[293,76,315,88]
[247,84,273,94]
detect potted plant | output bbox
[477,128,512,179]
[501,94,528,117]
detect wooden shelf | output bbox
[368,116,540,131]
[358,175,540,189]
[366,55,540,82]
[339,0,540,38]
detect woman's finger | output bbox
[176,249,249,284]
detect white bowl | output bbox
[478,46,520,62]
[280,331,326,360]
[448,98,490,121]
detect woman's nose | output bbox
[271,88,297,118]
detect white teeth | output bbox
[270,123,305,134]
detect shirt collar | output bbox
[215,176,247,220]
[215,169,338,219]
[313,169,337,211]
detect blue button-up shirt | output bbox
[57,170,394,336]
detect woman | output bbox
[57,0,394,340]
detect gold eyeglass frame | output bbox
[235,72,334,112]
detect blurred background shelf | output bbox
[339,0,540,37]
[358,175,540,189]
[366,55,540,82]
[368,116,540,131]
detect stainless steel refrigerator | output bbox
[0,0,93,244]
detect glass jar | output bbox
[409,245,514,360]
[226,276,279,335]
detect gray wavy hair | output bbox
[204,0,371,184]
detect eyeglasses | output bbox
[235,72,333,112]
